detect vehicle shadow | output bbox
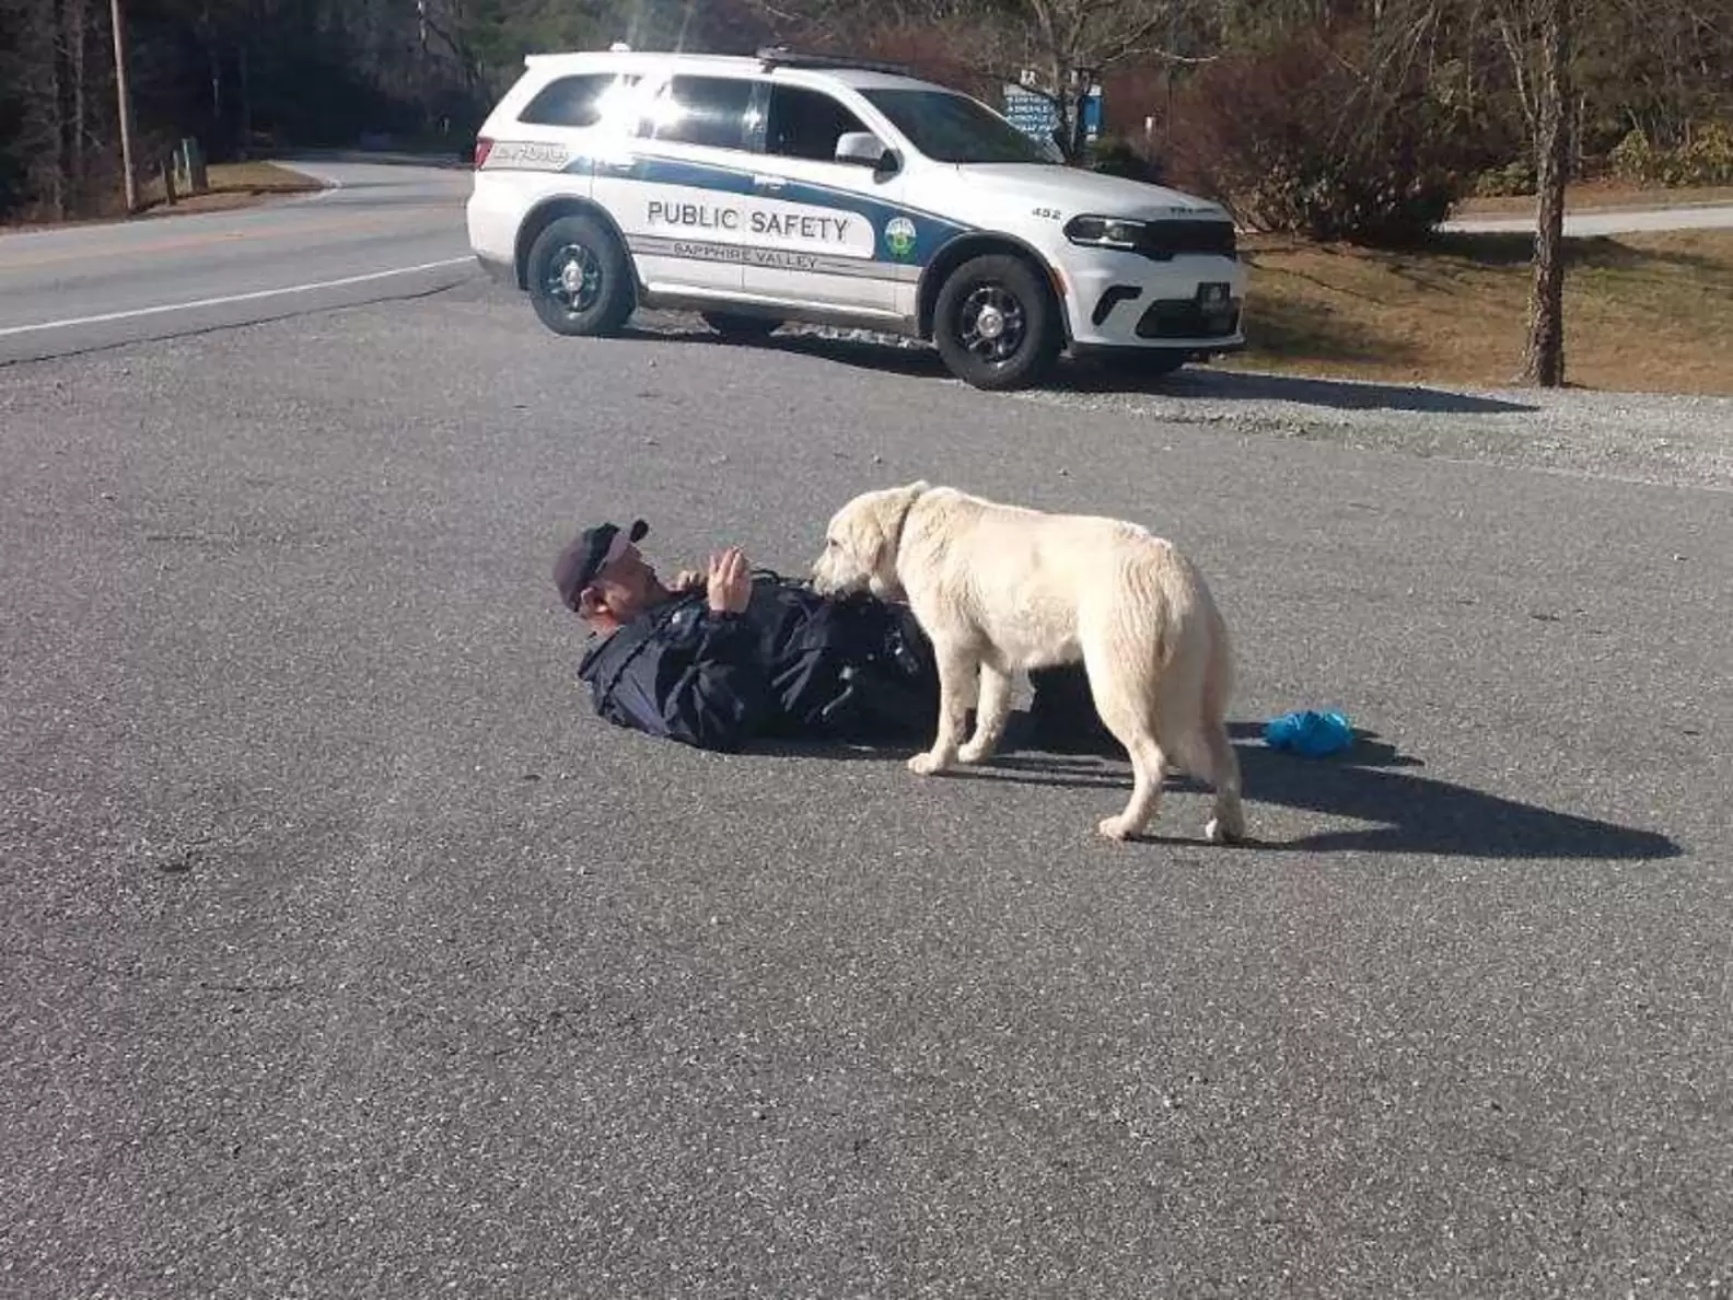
[623,324,1538,416]
[753,717,1680,860]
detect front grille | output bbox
[1134,219,1237,261]
[1134,299,1242,340]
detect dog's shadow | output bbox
[754,717,1680,860]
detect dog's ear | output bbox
[870,480,929,573]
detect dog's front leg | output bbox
[909,645,977,776]
[957,662,1012,764]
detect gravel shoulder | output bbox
[653,316,1733,494]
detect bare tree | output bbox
[1489,0,1570,383]
[1518,0,1568,384]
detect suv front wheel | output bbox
[932,254,1060,391]
[526,214,635,337]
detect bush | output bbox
[1609,122,1733,186]
[1675,121,1733,184]
[1473,158,1537,198]
[1608,128,1659,184]
[1087,134,1162,183]
[1162,28,1473,246]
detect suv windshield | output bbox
[860,88,1062,165]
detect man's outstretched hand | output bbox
[706,547,751,614]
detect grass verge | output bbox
[137,161,325,215]
[1225,228,1733,395]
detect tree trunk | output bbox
[67,0,86,204]
[1520,0,1570,387]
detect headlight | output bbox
[1064,215,1145,250]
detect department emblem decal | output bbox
[884,217,917,259]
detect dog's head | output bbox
[811,480,929,601]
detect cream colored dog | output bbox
[811,481,1246,844]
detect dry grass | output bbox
[1225,228,1733,395]
[137,161,324,216]
[0,161,325,230]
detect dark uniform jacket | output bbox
[576,573,938,752]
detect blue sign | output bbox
[1002,82,1102,147]
[1003,84,1060,139]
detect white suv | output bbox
[466,46,1246,391]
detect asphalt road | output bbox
[2,165,1731,1297]
[1441,202,1733,235]
[0,159,474,365]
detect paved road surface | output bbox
[3,259,1728,1295]
[1440,202,1733,235]
[0,160,474,365]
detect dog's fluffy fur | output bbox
[811,481,1246,844]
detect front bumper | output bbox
[1054,248,1247,354]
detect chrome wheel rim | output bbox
[958,284,1026,364]
[546,243,602,315]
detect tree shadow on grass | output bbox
[753,717,1679,861]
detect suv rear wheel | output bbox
[932,253,1060,391]
[526,214,634,337]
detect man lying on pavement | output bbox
[553,518,1113,754]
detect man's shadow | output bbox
[756,717,1680,860]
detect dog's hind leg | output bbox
[1085,656,1168,841]
[909,642,980,776]
[1172,724,1247,844]
[1188,605,1247,844]
[958,662,1013,764]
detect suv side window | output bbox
[762,84,870,162]
[518,74,631,128]
[647,75,755,150]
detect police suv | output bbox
[466,46,1246,391]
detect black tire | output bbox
[525,214,635,337]
[701,311,783,340]
[931,253,1061,391]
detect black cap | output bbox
[553,518,648,610]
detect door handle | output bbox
[753,174,786,190]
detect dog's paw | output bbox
[908,752,947,776]
[1205,815,1246,845]
[956,739,995,765]
[1098,815,1137,841]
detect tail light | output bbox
[473,137,493,169]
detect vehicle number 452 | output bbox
[1032,206,1061,220]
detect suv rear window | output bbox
[648,75,755,150]
[518,74,631,128]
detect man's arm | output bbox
[593,609,775,751]
[587,546,774,752]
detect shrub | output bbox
[1608,128,1659,184]
[1087,134,1162,183]
[1675,120,1733,184]
[1162,28,1473,246]
[1609,121,1733,186]
[1473,158,1537,198]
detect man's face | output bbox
[586,544,669,624]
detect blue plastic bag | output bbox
[1264,709,1355,757]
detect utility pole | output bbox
[110,0,138,213]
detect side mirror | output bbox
[835,131,896,172]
